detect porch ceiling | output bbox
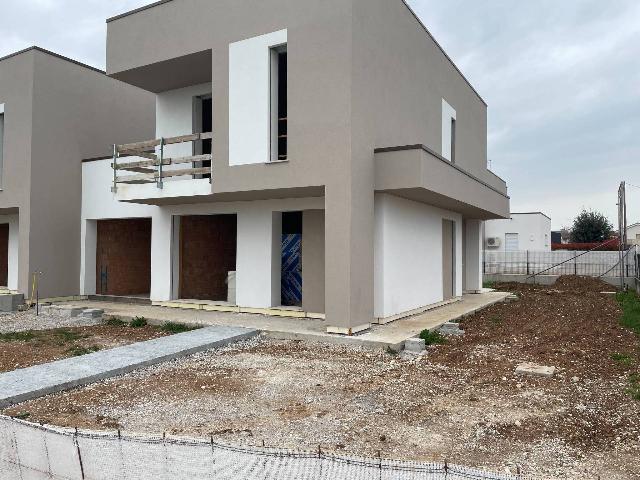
[109,50,212,93]
[374,145,510,220]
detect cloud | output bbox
[408,0,640,228]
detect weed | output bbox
[627,373,640,401]
[0,331,36,342]
[160,322,199,333]
[386,346,398,356]
[129,317,148,328]
[419,329,447,346]
[104,317,126,327]
[483,281,496,289]
[611,352,634,367]
[66,345,101,357]
[616,291,640,335]
[13,412,30,420]
[489,316,503,326]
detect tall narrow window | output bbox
[0,107,4,188]
[271,45,287,161]
[193,95,212,179]
[450,118,456,164]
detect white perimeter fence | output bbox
[0,415,543,480]
[484,246,638,278]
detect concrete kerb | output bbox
[0,326,259,408]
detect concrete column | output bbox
[464,219,483,293]
[324,183,374,335]
[150,211,173,301]
[79,220,96,296]
[236,208,282,308]
[302,210,325,314]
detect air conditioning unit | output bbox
[485,237,502,248]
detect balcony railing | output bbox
[111,132,213,192]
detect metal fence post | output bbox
[526,250,530,275]
[574,255,577,275]
[157,137,165,189]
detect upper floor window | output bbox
[270,44,287,162]
[0,103,4,188]
[441,98,457,163]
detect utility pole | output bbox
[618,182,627,290]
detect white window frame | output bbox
[0,103,4,189]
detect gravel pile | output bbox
[0,310,102,333]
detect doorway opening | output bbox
[179,214,237,301]
[281,211,302,307]
[0,224,8,287]
[193,95,212,179]
[442,219,456,300]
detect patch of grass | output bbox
[13,412,30,420]
[419,329,448,346]
[160,322,199,333]
[52,329,87,343]
[489,316,503,326]
[627,374,640,401]
[104,316,126,327]
[0,331,36,342]
[129,316,148,328]
[65,345,101,357]
[483,281,496,289]
[616,290,640,335]
[611,352,634,367]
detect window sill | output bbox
[267,159,289,165]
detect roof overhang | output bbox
[108,50,212,93]
[375,145,510,220]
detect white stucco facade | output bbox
[374,194,463,320]
[484,212,552,252]
[627,223,640,245]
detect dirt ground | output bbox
[0,321,170,373]
[4,277,640,479]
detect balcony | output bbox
[111,132,213,204]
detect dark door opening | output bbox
[96,219,151,296]
[442,219,456,300]
[180,215,237,301]
[0,224,8,287]
[281,211,302,307]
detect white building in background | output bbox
[484,212,552,252]
[627,223,640,245]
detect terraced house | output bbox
[78,0,510,334]
[0,47,154,301]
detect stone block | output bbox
[81,309,104,319]
[439,322,464,336]
[404,337,426,353]
[515,362,555,378]
[55,306,84,318]
[0,294,24,312]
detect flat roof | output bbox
[0,46,105,74]
[106,0,486,105]
[511,212,552,221]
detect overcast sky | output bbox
[1,0,639,229]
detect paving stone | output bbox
[515,362,555,378]
[81,309,104,319]
[0,325,259,408]
[404,337,426,353]
[439,322,465,336]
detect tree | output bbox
[569,210,614,243]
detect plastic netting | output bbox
[0,415,544,480]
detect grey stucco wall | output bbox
[302,209,325,314]
[0,48,155,298]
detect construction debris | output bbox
[515,362,556,378]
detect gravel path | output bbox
[0,310,101,334]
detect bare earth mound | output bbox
[4,277,639,479]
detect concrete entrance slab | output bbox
[56,291,510,351]
[0,325,258,408]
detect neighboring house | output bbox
[551,231,562,244]
[80,0,510,334]
[0,47,155,299]
[627,223,640,245]
[485,212,551,252]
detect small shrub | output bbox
[611,352,633,367]
[13,412,30,420]
[419,329,447,346]
[104,316,126,327]
[483,281,495,289]
[129,317,148,328]
[66,345,101,357]
[0,331,36,342]
[160,322,199,333]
